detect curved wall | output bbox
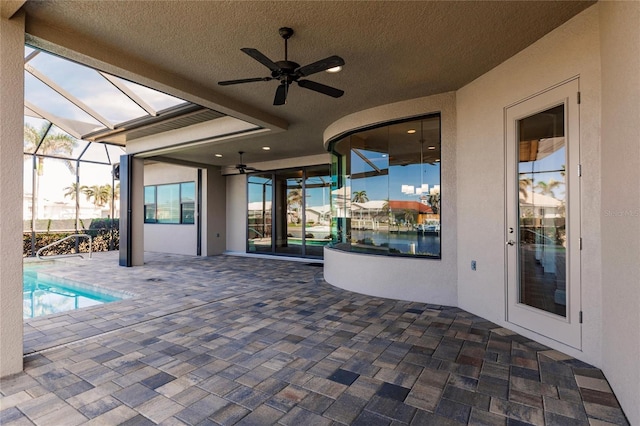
[323,92,457,306]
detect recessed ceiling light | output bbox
[262,146,271,150]
[407,129,416,134]
[326,66,342,73]
[428,146,436,150]
[214,154,223,158]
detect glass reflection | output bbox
[518,104,567,317]
[330,115,441,257]
[247,174,273,253]
[275,171,304,256]
[304,165,332,257]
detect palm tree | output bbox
[375,199,390,221]
[24,123,77,175]
[24,123,77,219]
[82,184,111,208]
[287,188,303,224]
[63,182,86,201]
[519,177,533,199]
[352,190,369,203]
[403,209,416,230]
[535,180,561,198]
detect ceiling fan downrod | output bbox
[279,27,294,61]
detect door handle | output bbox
[506,240,515,246]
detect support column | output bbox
[0,11,25,377]
[119,155,144,266]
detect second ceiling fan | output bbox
[218,27,345,105]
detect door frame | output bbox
[504,78,582,349]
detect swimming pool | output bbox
[23,266,126,319]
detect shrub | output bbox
[23,229,119,257]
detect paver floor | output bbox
[1,253,629,425]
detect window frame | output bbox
[327,113,442,259]
[143,181,196,225]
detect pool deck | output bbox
[1,252,629,425]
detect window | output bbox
[144,186,157,223]
[328,114,441,258]
[144,182,196,224]
[180,182,195,224]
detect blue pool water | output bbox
[23,266,124,319]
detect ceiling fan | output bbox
[218,27,345,105]
[235,151,259,174]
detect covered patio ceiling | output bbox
[18,1,595,168]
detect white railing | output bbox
[36,234,93,260]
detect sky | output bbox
[22,45,180,207]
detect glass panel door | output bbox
[275,170,304,256]
[506,79,581,349]
[304,165,332,258]
[248,166,332,259]
[518,105,567,316]
[247,174,272,253]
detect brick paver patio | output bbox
[0,253,629,425]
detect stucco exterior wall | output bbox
[144,163,198,256]
[456,5,601,362]
[323,92,458,307]
[226,173,248,253]
[599,2,640,424]
[203,166,226,255]
[0,11,25,377]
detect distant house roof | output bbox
[248,201,272,211]
[353,200,387,210]
[388,200,434,214]
[519,191,562,207]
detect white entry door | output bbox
[505,79,581,349]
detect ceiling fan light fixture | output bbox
[218,27,345,105]
[326,66,342,73]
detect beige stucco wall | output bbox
[204,166,226,255]
[599,2,640,424]
[0,11,25,377]
[457,5,602,361]
[226,173,248,253]
[144,163,199,256]
[323,92,458,306]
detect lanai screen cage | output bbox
[23,45,192,257]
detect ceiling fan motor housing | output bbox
[273,61,300,81]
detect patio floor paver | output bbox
[1,252,630,425]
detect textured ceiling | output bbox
[21,0,594,167]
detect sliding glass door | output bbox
[247,165,331,258]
